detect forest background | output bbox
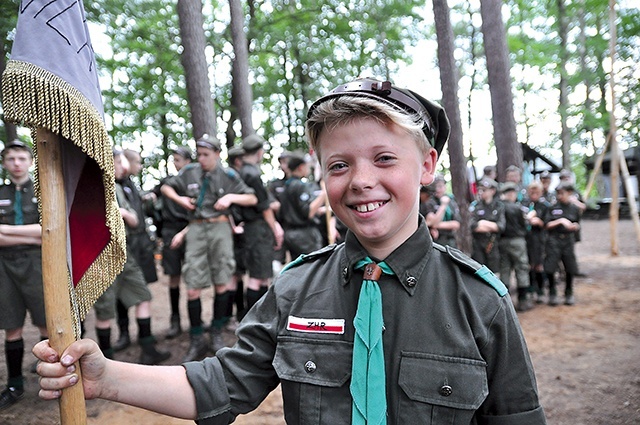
[1,0,639,243]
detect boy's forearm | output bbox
[0,233,41,246]
[229,193,258,207]
[102,362,198,420]
[0,223,42,237]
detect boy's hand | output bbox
[34,339,107,401]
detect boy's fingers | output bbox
[32,339,60,363]
[38,373,78,392]
[60,339,99,366]
[37,361,75,378]
[38,388,62,400]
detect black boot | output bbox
[166,314,182,339]
[516,287,534,312]
[139,337,171,365]
[113,329,131,352]
[182,334,208,362]
[210,327,226,354]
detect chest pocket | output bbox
[274,336,352,425]
[397,352,488,424]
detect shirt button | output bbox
[304,360,317,373]
[406,276,417,287]
[439,385,453,397]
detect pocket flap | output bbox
[274,336,352,387]
[399,352,488,410]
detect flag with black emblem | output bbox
[2,0,126,330]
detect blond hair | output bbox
[306,96,431,162]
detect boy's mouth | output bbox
[352,201,388,213]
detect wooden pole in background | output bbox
[36,128,87,424]
[608,0,619,256]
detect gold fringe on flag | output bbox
[2,60,126,330]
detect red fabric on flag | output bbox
[68,157,110,288]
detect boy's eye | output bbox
[376,154,396,163]
[328,162,347,172]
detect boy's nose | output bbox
[349,165,375,191]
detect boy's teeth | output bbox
[356,202,380,212]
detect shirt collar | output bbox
[341,216,433,295]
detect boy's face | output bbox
[478,186,495,202]
[172,153,190,172]
[434,180,446,198]
[2,149,33,182]
[113,154,128,180]
[197,147,220,172]
[318,118,436,257]
[528,186,542,202]
[127,152,142,176]
[556,188,571,203]
[505,171,521,183]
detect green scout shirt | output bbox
[166,163,254,220]
[184,218,546,425]
[0,178,40,250]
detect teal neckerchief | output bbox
[14,187,23,225]
[196,172,209,209]
[351,257,394,425]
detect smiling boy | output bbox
[34,79,545,424]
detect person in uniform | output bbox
[498,182,533,312]
[237,135,284,312]
[92,149,170,365]
[0,141,45,410]
[522,181,549,303]
[161,135,257,361]
[424,174,461,247]
[154,146,194,339]
[34,78,546,424]
[279,152,327,260]
[266,150,292,272]
[539,170,555,204]
[226,146,248,323]
[543,182,581,306]
[112,148,159,353]
[470,178,505,273]
[504,165,527,202]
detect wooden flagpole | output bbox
[36,128,87,425]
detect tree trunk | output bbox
[557,0,571,169]
[479,0,521,180]
[177,0,216,140]
[229,0,255,139]
[432,0,472,254]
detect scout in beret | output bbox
[35,78,545,424]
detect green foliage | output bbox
[2,0,638,188]
[86,0,191,182]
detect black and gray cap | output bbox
[307,78,450,156]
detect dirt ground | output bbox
[1,218,638,424]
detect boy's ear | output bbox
[420,148,438,186]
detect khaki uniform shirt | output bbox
[166,162,254,220]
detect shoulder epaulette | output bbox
[225,168,239,179]
[434,244,508,296]
[280,244,338,274]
